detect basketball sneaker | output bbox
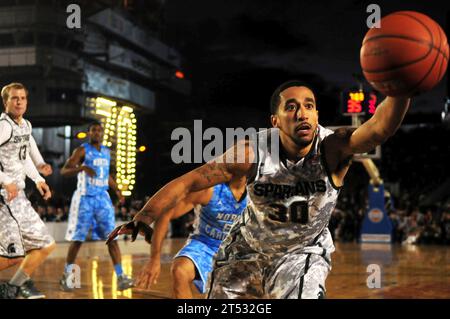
[17,280,45,299]
[117,274,134,291]
[59,272,74,292]
[0,282,18,299]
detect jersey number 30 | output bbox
[268,201,309,224]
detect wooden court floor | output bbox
[0,239,448,299]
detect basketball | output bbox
[360,11,449,97]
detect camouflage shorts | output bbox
[0,190,54,258]
[207,227,331,299]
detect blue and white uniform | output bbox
[174,183,247,293]
[65,142,115,242]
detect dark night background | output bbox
[127,0,449,197]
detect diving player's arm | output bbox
[136,189,211,289]
[328,97,411,156]
[106,140,254,244]
[29,135,52,176]
[24,156,51,200]
[323,96,411,185]
[135,139,255,225]
[60,146,95,177]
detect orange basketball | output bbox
[360,11,449,97]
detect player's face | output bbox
[89,124,104,144]
[4,88,28,118]
[271,86,318,147]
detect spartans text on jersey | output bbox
[253,180,326,199]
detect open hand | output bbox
[36,182,52,200]
[135,258,161,290]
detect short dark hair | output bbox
[270,80,315,115]
[87,121,102,131]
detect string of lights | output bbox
[87,96,137,197]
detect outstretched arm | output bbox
[329,96,411,157]
[106,139,255,245]
[323,96,410,186]
[136,140,255,225]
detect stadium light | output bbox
[76,132,87,139]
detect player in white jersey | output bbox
[108,80,411,298]
[0,83,55,299]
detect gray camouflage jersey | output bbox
[240,125,339,255]
[0,113,31,190]
[0,113,54,258]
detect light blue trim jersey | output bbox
[76,142,110,196]
[191,183,247,249]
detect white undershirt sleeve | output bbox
[24,156,45,185]
[29,135,46,167]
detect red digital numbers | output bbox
[368,93,377,114]
[347,92,364,113]
[347,99,362,113]
[343,91,377,116]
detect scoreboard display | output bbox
[341,90,379,116]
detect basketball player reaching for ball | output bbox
[108,80,411,298]
[0,83,55,299]
[59,122,134,292]
[132,178,246,298]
